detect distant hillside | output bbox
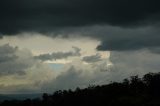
[1,72,160,106]
[0,95,13,102]
[0,94,41,102]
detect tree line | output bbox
[1,72,160,106]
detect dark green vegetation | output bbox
[1,72,160,106]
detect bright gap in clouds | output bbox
[0,33,112,93]
[0,34,110,64]
[0,34,100,55]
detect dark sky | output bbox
[1,0,160,32]
[1,0,160,51]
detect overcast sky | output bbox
[0,0,160,94]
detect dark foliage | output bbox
[1,72,160,106]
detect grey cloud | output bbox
[0,0,160,35]
[0,44,38,76]
[72,25,160,51]
[51,66,89,90]
[42,58,113,92]
[82,54,102,63]
[35,46,81,61]
[110,49,160,80]
[0,44,55,93]
[0,44,18,63]
[148,47,160,54]
[42,66,111,92]
[95,26,160,51]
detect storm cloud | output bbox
[0,0,160,35]
[1,0,160,51]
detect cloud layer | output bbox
[1,0,160,35]
[0,43,160,93]
[1,0,160,51]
